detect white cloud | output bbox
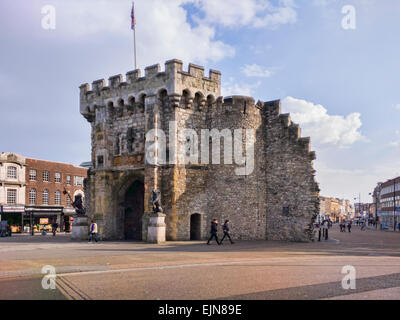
[241,64,273,78]
[50,0,235,65]
[282,96,366,147]
[222,78,261,96]
[315,158,400,201]
[395,104,400,110]
[192,0,297,29]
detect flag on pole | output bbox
[131,2,136,30]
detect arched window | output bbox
[29,189,37,205]
[128,96,135,112]
[42,189,49,205]
[55,191,61,205]
[159,89,168,108]
[180,90,190,109]
[207,95,215,112]
[138,94,146,113]
[107,101,114,117]
[194,92,204,111]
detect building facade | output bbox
[319,196,354,222]
[80,59,320,242]
[378,177,400,229]
[25,158,88,231]
[0,153,26,231]
[0,153,87,233]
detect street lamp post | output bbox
[354,193,361,219]
[370,191,379,229]
[394,178,397,232]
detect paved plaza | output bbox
[1,225,400,300]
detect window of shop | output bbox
[7,166,17,179]
[55,172,61,183]
[43,171,50,182]
[29,170,37,181]
[43,189,49,205]
[66,196,71,207]
[67,175,71,185]
[55,191,61,205]
[7,189,17,204]
[29,189,37,205]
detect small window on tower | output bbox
[97,156,104,168]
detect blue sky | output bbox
[0,0,399,203]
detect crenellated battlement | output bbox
[80,59,221,118]
[263,100,315,160]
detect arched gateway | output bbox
[124,181,144,240]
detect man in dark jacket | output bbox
[207,219,221,245]
[220,220,234,244]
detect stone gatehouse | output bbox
[80,59,320,242]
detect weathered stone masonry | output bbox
[80,59,320,242]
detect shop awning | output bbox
[0,206,25,213]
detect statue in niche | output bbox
[127,127,136,153]
[114,134,121,156]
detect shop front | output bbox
[378,210,400,229]
[0,206,25,233]
[24,206,63,234]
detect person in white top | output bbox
[89,220,99,243]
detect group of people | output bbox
[207,219,234,245]
[339,220,353,232]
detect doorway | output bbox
[190,213,201,240]
[124,181,144,240]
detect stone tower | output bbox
[80,59,319,242]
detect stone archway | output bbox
[123,180,144,240]
[190,213,202,240]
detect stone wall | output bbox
[262,100,320,241]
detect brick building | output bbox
[0,152,87,233]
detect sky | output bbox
[0,0,399,204]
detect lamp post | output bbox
[354,193,361,218]
[370,190,379,229]
[394,178,397,232]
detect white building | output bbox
[0,153,26,218]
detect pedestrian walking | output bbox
[347,221,352,233]
[340,221,345,232]
[51,220,58,237]
[323,219,329,240]
[220,220,234,244]
[89,220,99,243]
[207,219,221,245]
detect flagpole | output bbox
[133,24,137,70]
[132,1,137,70]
